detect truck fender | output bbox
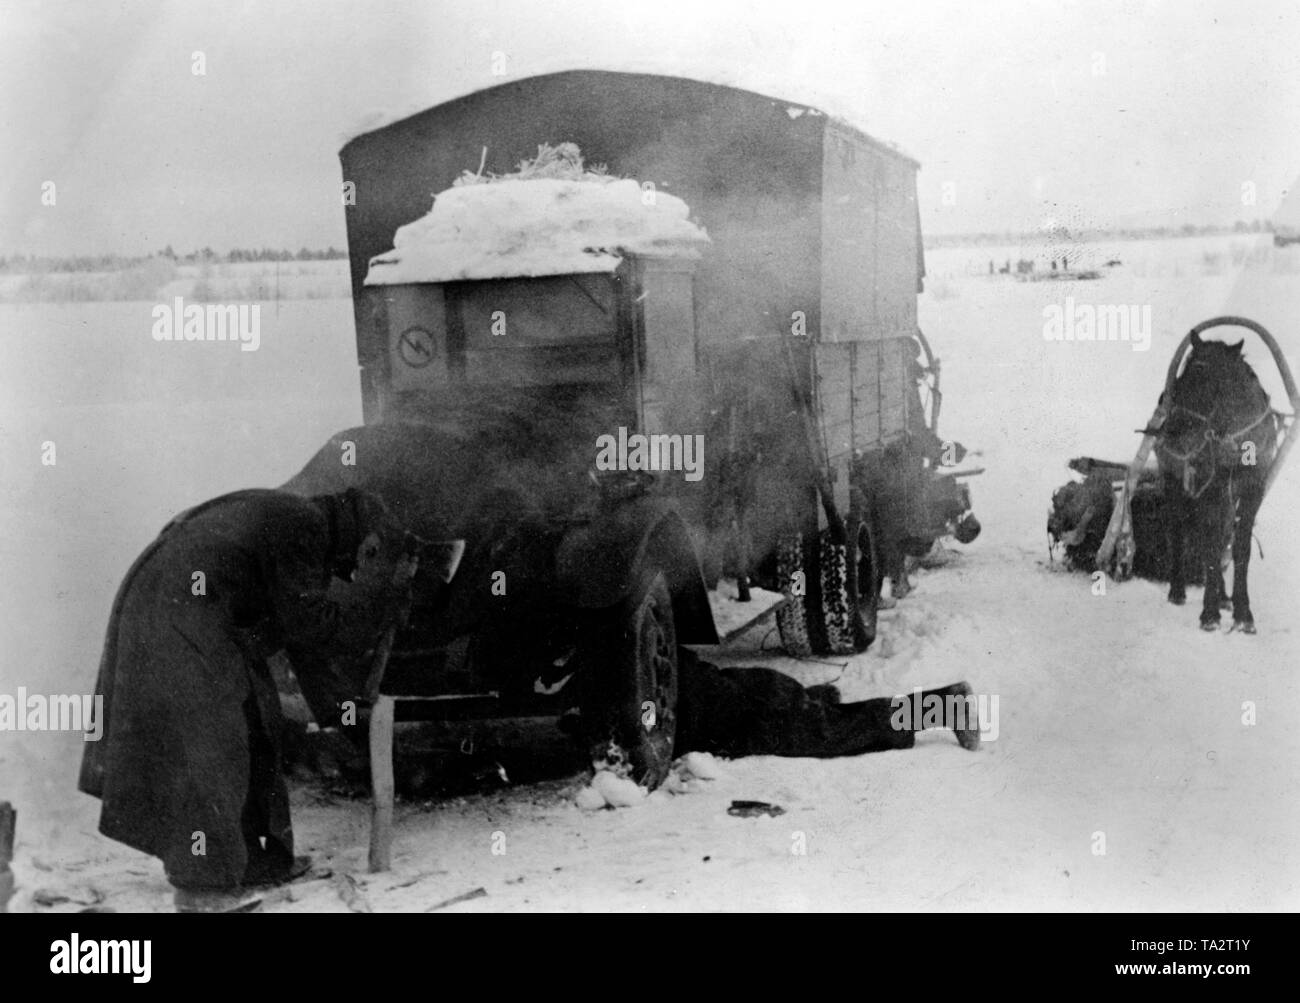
[555,498,719,645]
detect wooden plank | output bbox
[365,616,400,873]
[824,418,854,459]
[874,157,920,339]
[878,338,913,412]
[815,343,854,373]
[852,338,882,452]
[880,375,908,402]
[856,409,881,446]
[642,268,697,388]
[881,400,907,437]
[820,126,894,342]
[820,375,852,412]
[0,801,14,913]
[816,345,853,457]
[425,887,488,912]
[368,696,396,873]
[820,388,853,419]
[364,554,420,875]
[463,350,618,385]
[849,342,859,450]
[855,361,881,394]
[821,365,852,391]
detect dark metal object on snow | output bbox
[727,800,786,819]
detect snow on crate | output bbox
[363,143,710,285]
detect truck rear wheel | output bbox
[775,533,815,656]
[848,515,879,648]
[580,568,679,790]
[776,517,876,656]
[818,514,876,654]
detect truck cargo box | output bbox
[340,68,926,455]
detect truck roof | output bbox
[341,69,918,168]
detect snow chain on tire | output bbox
[775,534,814,656]
[818,531,860,655]
[777,526,873,656]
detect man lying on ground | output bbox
[674,648,981,759]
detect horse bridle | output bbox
[1156,402,1277,498]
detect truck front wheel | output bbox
[580,568,679,790]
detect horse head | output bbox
[1163,334,1267,446]
[1172,332,1245,406]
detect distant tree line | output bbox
[0,246,348,273]
[925,219,1278,249]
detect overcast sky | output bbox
[2,0,1297,256]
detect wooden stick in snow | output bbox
[0,801,15,913]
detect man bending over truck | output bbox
[79,487,417,912]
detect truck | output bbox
[282,70,979,787]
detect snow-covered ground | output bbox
[3,235,1299,911]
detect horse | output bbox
[1154,332,1279,632]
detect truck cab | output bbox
[371,258,703,468]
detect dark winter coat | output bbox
[675,650,913,759]
[78,489,383,889]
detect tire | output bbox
[776,517,876,657]
[847,513,878,649]
[818,531,857,653]
[818,513,876,654]
[580,569,680,790]
[775,533,814,656]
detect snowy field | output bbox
[3,235,1299,911]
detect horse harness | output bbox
[1155,402,1279,499]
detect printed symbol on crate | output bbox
[397,327,437,368]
